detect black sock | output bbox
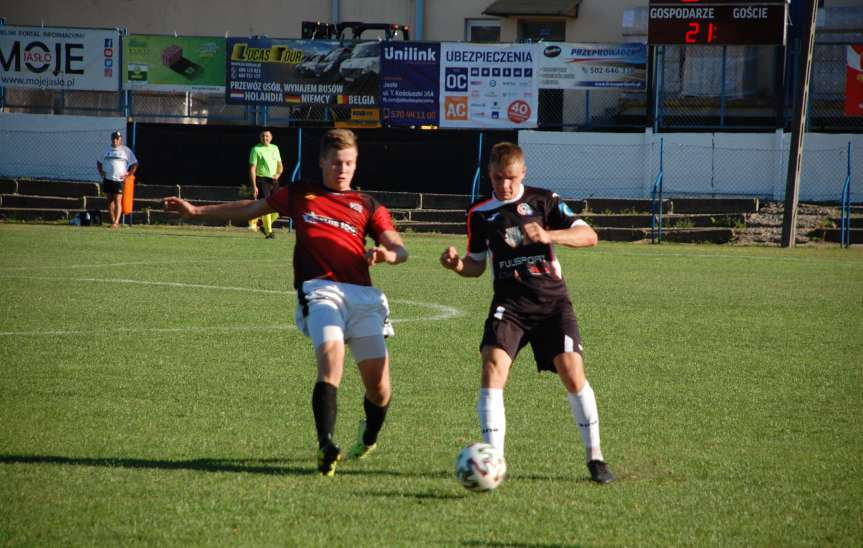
[363,397,390,446]
[312,382,338,449]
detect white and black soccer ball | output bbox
[455,442,506,492]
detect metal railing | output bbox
[840,142,853,248]
[650,138,664,244]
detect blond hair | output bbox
[489,142,524,169]
[320,129,357,159]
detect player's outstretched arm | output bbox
[366,229,409,266]
[162,196,275,223]
[523,222,598,249]
[439,246,486,277]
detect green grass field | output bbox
[1,223,862,546]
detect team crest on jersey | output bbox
[305,193,317,200]
[516,202,534,216]
[504,226,524,248]
[349,201,364,213]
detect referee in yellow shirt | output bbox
[248,129,283,238]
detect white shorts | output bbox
[296,279,394,357]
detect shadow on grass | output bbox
[0,455,599,485]
[358,490,466,500]
[462,542,582,547]
[0,454,313,476]
[0,454,450,480]
[122,231,263,240]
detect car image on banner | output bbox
[314,45,353,82]
[297,53,325,77]
[340,41,381,84]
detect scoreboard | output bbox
[648,0,788,46]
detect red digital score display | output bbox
[648,0,788,46]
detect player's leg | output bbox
[106,192,114,226]
[113,191,123,226]
[479,345,512,454]
[106,191,120,227]
[553,350,599,459]
[261,213,274,237]
[344,287,392,460]
[312,339,345,476]
[301,285,348,476]
[478,300,524,456]
[347,340,390,459]
[553,351,613,483]
[533,301,614,483]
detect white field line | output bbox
[0,258,287,272]
[0,275,463,336]
[582,248,861,266]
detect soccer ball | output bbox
[455,442,506,492]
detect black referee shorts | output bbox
[480,295,583,372]
[101,178,123,195]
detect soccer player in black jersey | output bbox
[440,142,614,484]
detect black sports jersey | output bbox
[466,185,586,302]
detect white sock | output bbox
[568,381,604,463]
[477,388,506,455]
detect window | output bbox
[518,20,566,42]
[466,18,501,43]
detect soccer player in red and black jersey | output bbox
[439,142,614,484]
[164,129,408,476]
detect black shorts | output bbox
[256,177,277,198]
[102,179,123,195]
[480,295,583,373]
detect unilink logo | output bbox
[544,45,562,58]
[383,45,437,61]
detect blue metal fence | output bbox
[840,142,853,248]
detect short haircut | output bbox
[320,129,357,159]
[489,142,524,168]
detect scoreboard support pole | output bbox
[646,45,656,131]
[781,0,819,248]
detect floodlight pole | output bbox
[781,0,818,248]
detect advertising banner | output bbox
[0,25,119,91]
[439,43,538,129]
[845,45,863,117]
[123,35,225,92]
[379,42,440,127]
[537,42,646,91]
[225,37,379,108]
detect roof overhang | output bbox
[482,0,581,17]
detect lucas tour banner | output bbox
[225,36,379,107]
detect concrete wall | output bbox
[518,130,863,202]
[424,0,493,42]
